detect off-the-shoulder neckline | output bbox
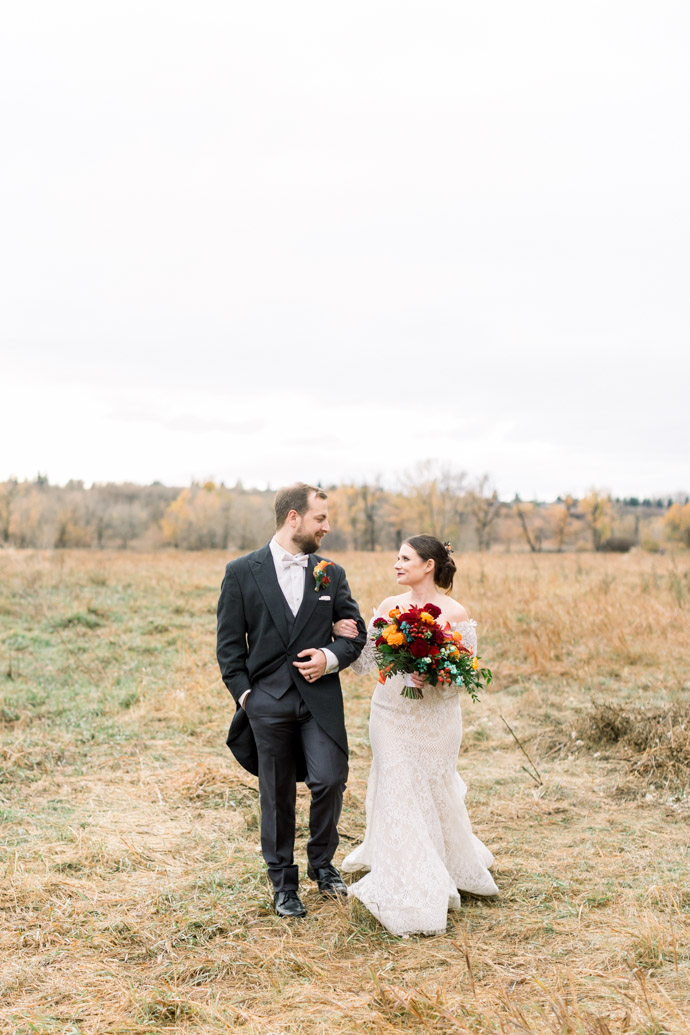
[370,608,476,629]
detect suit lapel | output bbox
[249,544,290,647]
[289,555,321,645]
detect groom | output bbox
[217,482,366,918]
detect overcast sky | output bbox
[2,1,688,500]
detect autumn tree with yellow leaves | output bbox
[580,491,614,551]
[161,483,234,550]
[665,502,690,548]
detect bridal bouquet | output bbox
[372,603,492,701]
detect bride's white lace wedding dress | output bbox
[341,619,497,937]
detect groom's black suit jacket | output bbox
[217,544,367,779]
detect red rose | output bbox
[375,635,384,646]
[425,603,442,619]
[321,575,330,587]
[373,617,387,628]
[409,640,428,658]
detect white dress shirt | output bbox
[270,535,309,615]
[238,538,338,707]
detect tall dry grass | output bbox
[0,548,689,1034]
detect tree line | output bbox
[1,466,688,553]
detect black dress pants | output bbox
[245,684,348,891]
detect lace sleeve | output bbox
[351,617,378,675]
[454,619,478,656]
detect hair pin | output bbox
[443,541,453,554]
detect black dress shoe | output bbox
[274,890,307,918]
[307,863,348,897]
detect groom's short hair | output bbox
[274,482,327,530]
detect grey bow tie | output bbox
[281,553,309,568]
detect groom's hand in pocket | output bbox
[293,648,327,682]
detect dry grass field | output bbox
[1,548,689,1035]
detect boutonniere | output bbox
[313,559,334,592]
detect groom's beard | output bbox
[293,530,324,555]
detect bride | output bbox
[338,534,497,937]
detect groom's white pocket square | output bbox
[318,596,331,601]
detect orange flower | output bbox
[452,631,463,643]
[472,657,479,670]
[389,607,401,619]
[420,611,435,624]
[381,625,406,647]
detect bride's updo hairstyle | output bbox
[404,534,456,592]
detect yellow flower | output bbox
[420,611,435,624]
[472,657,479,670]
[382,625,405,645]
[384,629,406,647]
